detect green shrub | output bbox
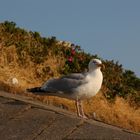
[3,21,16,33]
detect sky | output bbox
[0,0,140,77]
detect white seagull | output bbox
[27,59,103,118]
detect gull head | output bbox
[88,59,103,72]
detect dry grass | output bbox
[84,93,140,132]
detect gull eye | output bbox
[92,60,97,64]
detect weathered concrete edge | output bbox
[0,90,140,136]
[0,90,76,117]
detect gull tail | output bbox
[26,87,44,93]
[26,87,54,96]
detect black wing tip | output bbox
[26,87,43,93]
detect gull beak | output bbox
[97,63,105,69]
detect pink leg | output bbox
[79,101,88,119]
[75,99,82,117]
[75,99,88,119]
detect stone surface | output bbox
[0,107,58,140]
[0,98,29,131]
[35,115,82,140]
[0,91,140,140]
[68,122,140,140]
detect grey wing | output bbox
[41,77,87,93]
[61,72,87,80]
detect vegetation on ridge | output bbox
[0,21,140,107]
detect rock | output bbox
[11,78,18,85]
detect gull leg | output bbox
[75,99,88,119]
[75,99,82,117]
[79,101,88,119]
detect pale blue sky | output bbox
[0,0,140,77]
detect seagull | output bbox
[27,59,103,118]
